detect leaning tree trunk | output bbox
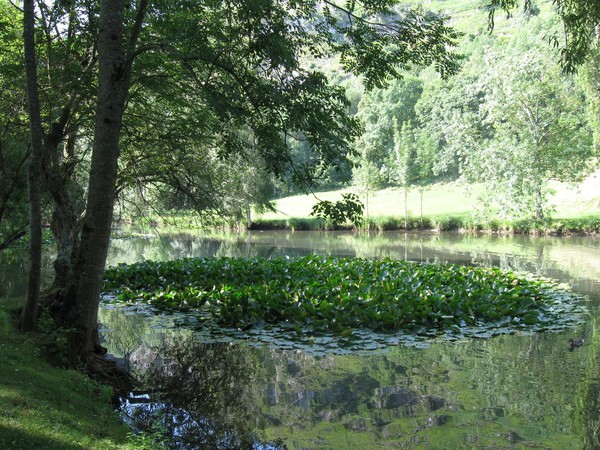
[62,0,148,363]
[63,0,128,359]
[20,0,44,331]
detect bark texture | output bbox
[60,0,148,364]
[20,0,44,331]
[65,0,129,357]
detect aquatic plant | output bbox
[103,256,582,336]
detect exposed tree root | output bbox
[86,352,137,405]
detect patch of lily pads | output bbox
[102,255,585,349]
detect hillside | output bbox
[260,169,600,220]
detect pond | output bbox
[3,230,600,448]
[99,230,600,449]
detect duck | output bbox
[568,336,584,351]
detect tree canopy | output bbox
[0,0,597,376]
[486,0,600,72]
[7,0,464,364]
[349,5,597,220]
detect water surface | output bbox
[8,230,600,448]
[100,231,600,449]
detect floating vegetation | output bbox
[102,256,585,344]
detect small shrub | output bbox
[288,217,323,230]
[433,216,463,231]
[0,308,12,335]
[310,193,364,228]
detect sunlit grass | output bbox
[0,299,139,450]
[263,183,479,220]
[258,173,600,231]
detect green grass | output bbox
[0,298,139,450]
[256,175,600,233]
[263,183,479,220]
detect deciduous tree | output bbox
[468,41,593,219]
[486,0,600,72]
[20,0,44,331]
[389,119,418,227]
[17,0,461,370]
[0,1,29,252]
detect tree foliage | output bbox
[580,46,600,153]
[485,0,600,72]
[354,76,424,187]
[0,1,28,251]
[310,193,364,227]
[463,33,593,219]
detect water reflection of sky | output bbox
[94,231,600,449]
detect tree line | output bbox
[0,0,597,378]
[351,13,598,221]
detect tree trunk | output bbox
[534,186,544,221]
[246,206,252,228]
[62,0,129,358]
[61,0,147,362]
[48,201,80,292]
[419,188,424,228]
[404,188,408,230]
[43,116,83,294]
[20,0,44,331]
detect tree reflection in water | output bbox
[122,337,284,450]
[98,231,600,448]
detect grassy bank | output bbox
[117,175,600,234]
[251,213,600,235]
[253,175,600,234]
[0,298,138,450]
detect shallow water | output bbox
[5,230,600,448]
[98,230,600,448]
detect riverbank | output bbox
[249,213,600,235]
[126,209,600,235]
[0,298,139,450]
[126,174,600,235]
[264,174,600,221]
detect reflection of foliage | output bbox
[256,335,590,448]
[115,328,591,449]
[125,337,278,449]
[98,307,151,368]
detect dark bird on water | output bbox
[569,337,584,351]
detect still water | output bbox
[10,230,600,449]
[97,230,600,449]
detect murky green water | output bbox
[4,231,600,448]
[99,231,600,448]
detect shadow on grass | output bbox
[0,424,85,450]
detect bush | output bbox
[310,193,364,228]
[433,216,463,231]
